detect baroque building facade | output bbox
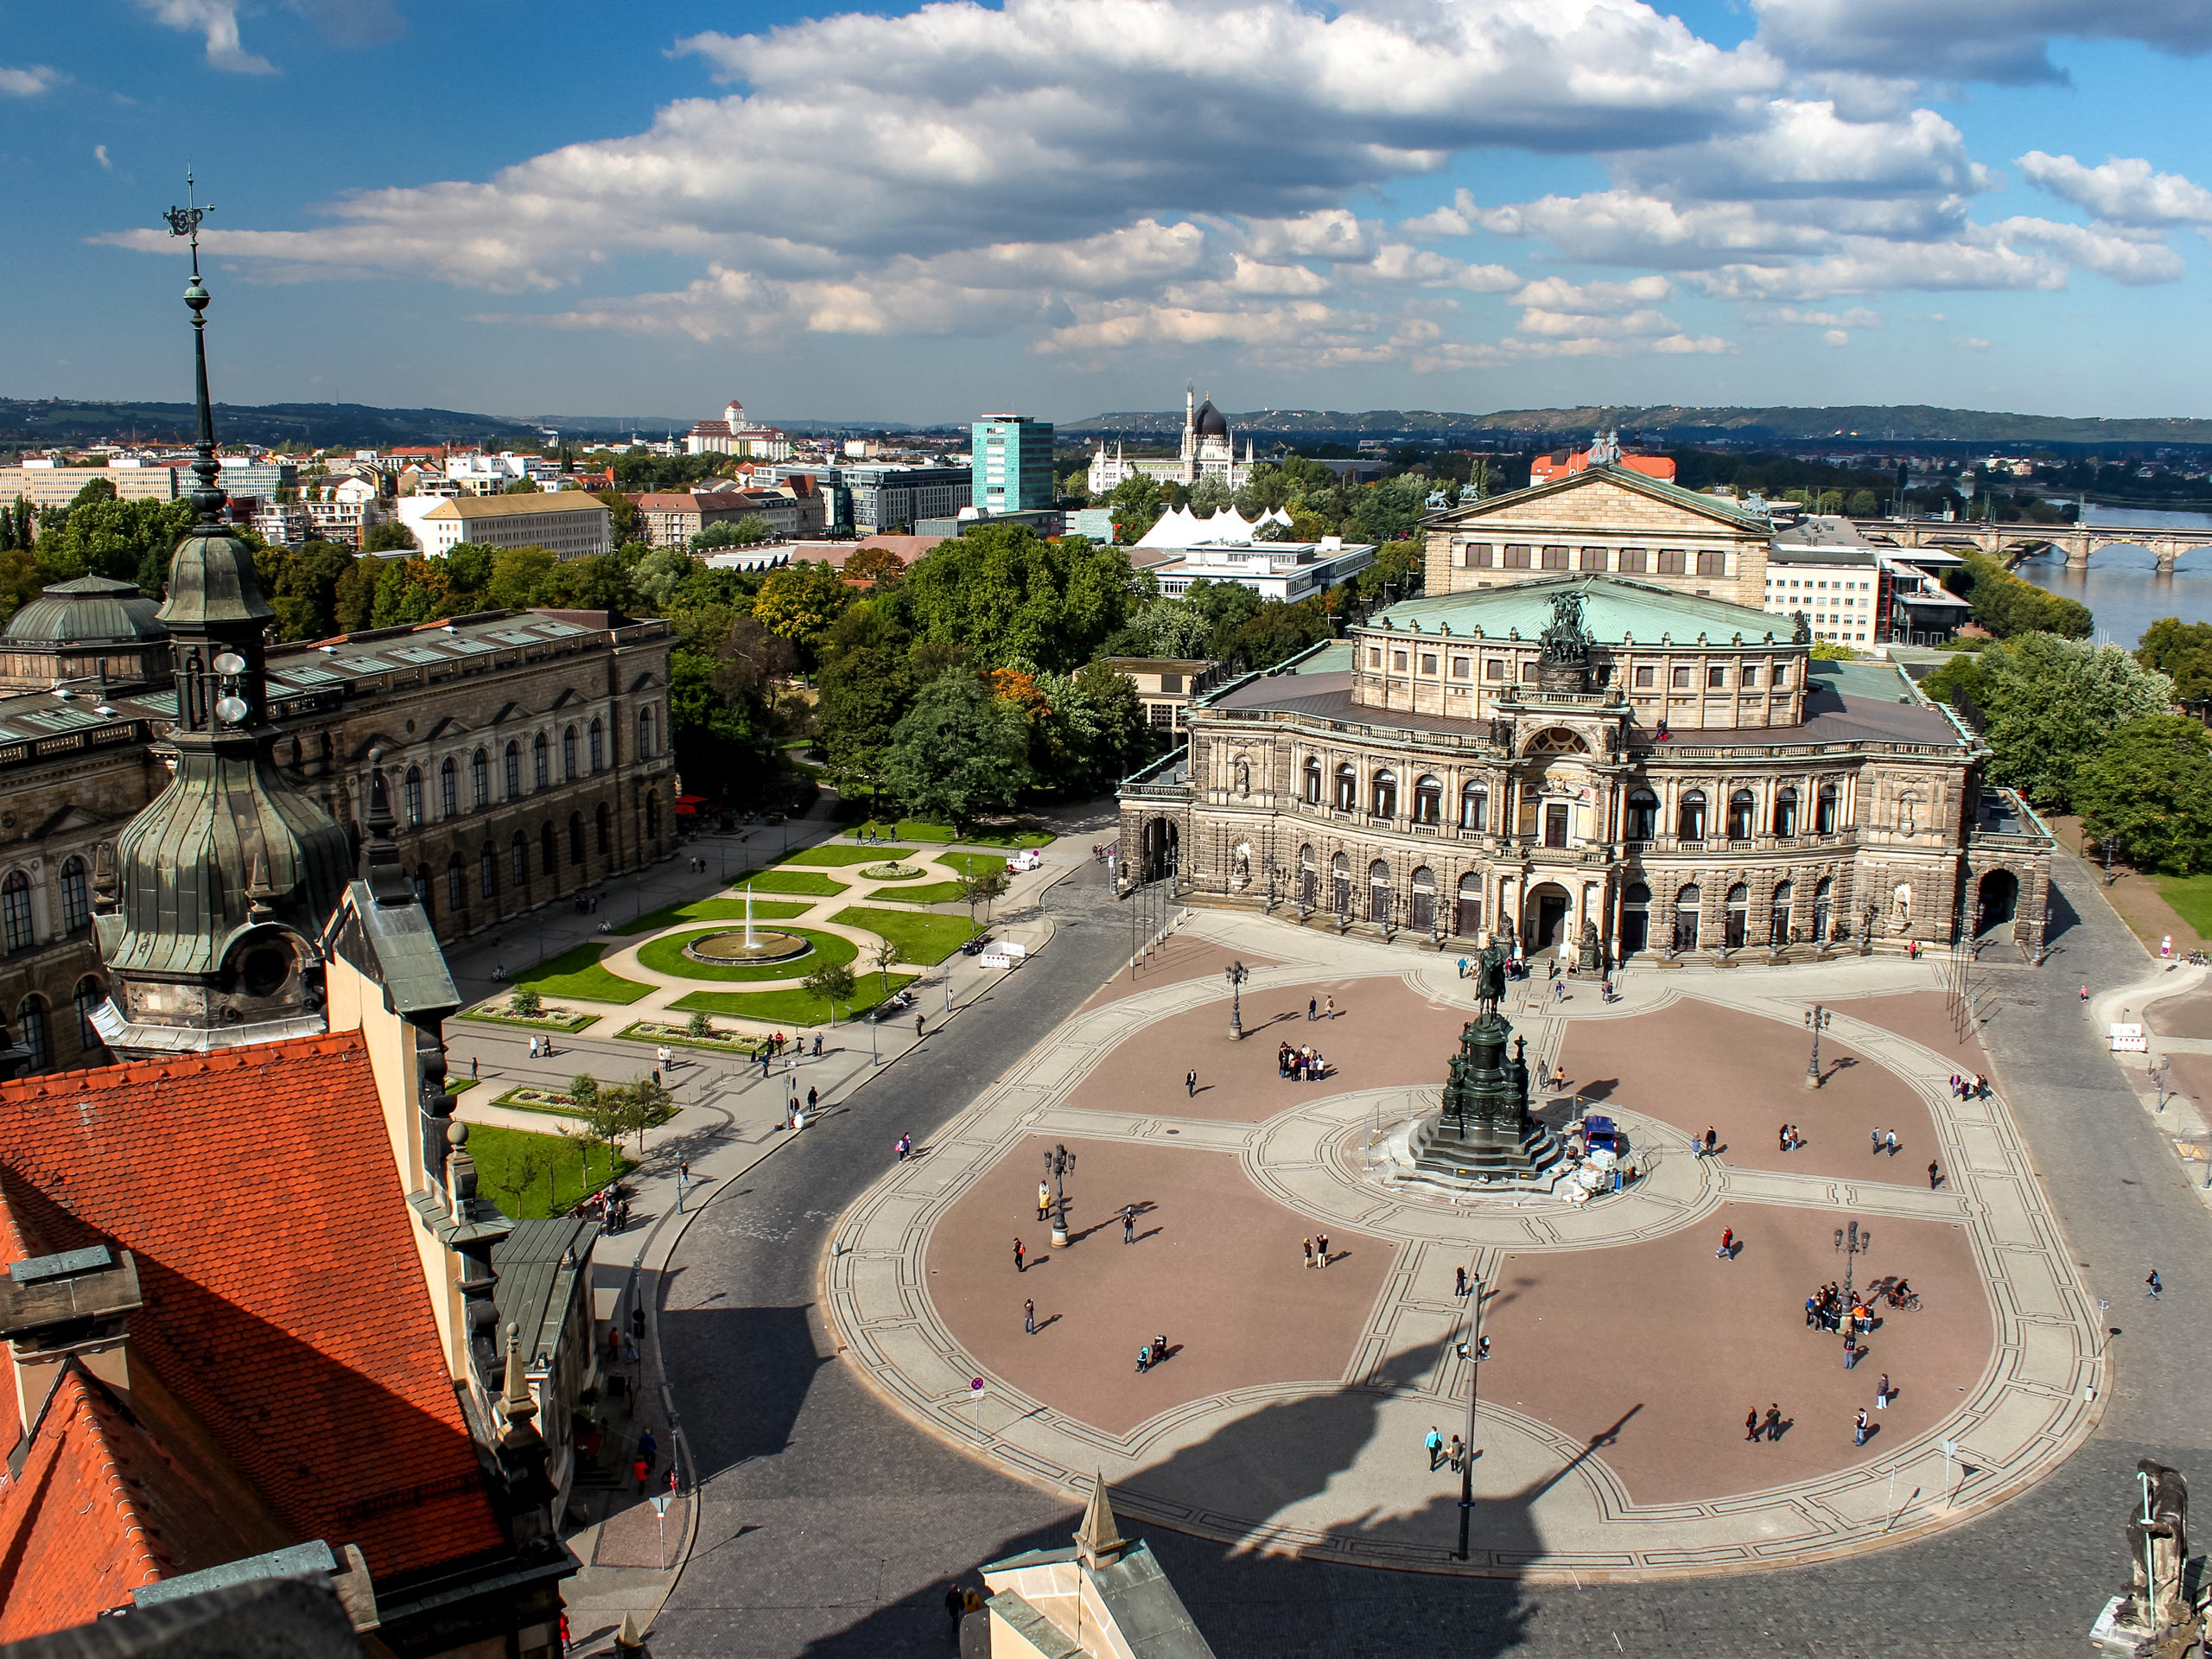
[1120,465,2052,966]
[1087,385,1259,496]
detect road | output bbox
[652,849,2210,1657]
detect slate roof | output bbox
[1372,574,1795,646]
[0,1036,504,1606]
[492,1216,597,1371]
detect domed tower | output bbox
[89,181,353,1057]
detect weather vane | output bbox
[162,169,213,273]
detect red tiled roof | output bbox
[0,1037,504,1587]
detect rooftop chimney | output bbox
[0,1243,144,1432]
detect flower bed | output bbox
[860,862,927,880]
[617,1019,772,1058]
[491,1084,677,1125]
[458,1002,599,1033]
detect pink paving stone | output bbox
[1558,1001,1941,1181]
[2146,989,2212,1041]
[1837,990,1993,1075]
[925,1135,1390,1437]
[1078,937,1279,1014]
[1065,976,1474,1124]
[1478,1203,1992,1504]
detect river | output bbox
[2012,506,2212,647]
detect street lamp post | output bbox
[1225,960,1249,1039]
[1455,1269,1487,1561]
[1046,1143,1077,1248]
[1804,1003,1831,1089]
[1835,1218,1873,1318]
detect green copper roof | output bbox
[4,575,168,646]
[1374,573,1796,646]
[1436,462,1774,534]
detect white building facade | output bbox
[1088,386,1258,496]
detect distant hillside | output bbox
[1065,404,2212,448]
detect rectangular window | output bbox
[1634,664,1655,688]
[1451,657,1471,678]
[1742,664,1759,687]
[1484,659,1505,680]
[1148,703,1173,728]
[1671,665,1691,690]
[1541,544,1570,569]
[1420,653,1437,674]
[1160,673,1184,693]
[1618,547,1647,573]
[1369,648,1382,668]
[1544,802,1569,848]
[1462,543,1493,568]
[1773,662,1790,685]
[1503,543,1532,569]
[1580,546,1608,571]
[1696,550,1726,577]
[1657,549,1687,575]
[1392,651,1408,671]
[1521,662,1540,682]
[1707,665,1726,689]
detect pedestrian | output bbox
[1844,1335,1859,1370]
[1038,1180,1052,1222]
[1014,1237,1026,1274]
[1553,978,1566,1003]
[916,1014,925,1039]
[1458,957,1469,979]
[1122,1205,1135,1244]
[1302,1236,1314,1268]
[1885,1129,1899,1157]
[2146,1269,2163,1299]
[1455,1265,1468,1298]
[811,1033,823,1057]
[1778,1123,1789,1153]
[1154,1331,1167,1366]
[469,1054,479,1081]
[1717,1226,1733,1260]
[2080,984,2090,1001]
[1764,1405,1782,1441]
[807,1085,818,1114]
[1325,995,1336,1020]
[560,1611,572,1654]
[944,1585,965,1634]
[1316,1233,1330,1268]
[1025,1298,1036,1336]
[1186,1068,1198,1097]
[1929,1160,1942,1189]
[1136,1342,1151,1373]
[1308,996,1317,1021]
[634,1455,651,1494]
[637,1426,658,1470]
[1854,1408,1870,1446]
[1875,1373,1890,1409]
[678,1161,690,1188]
[1703,1127,1717,1158]
[1425,1426,1444,1470]
[1447,1432,1465,1471]
[1745,1407,1761,1442]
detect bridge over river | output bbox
[1850,518,2212,572]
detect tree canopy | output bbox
[2075,715,2212,874]
[878,674,1033,827]
[1929,632,2174,807]
[899,526,1135,672]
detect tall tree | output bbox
[1971,632,2175,806]
[879,676,1032,828]
[2075,715,2212,874]
[899,526,1135,672]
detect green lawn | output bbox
[512,944,655,1005]
[831,906,975,966]
[938,851,1013,880]
[728,869,849,897]
[463,1123,632,1219]
[782,844,918,867]
[610,896,810,936]
[852,818,1052,849]
[670,976,918,1027]
[867,880,968,906]
[852,818,957,843]
[636,925,858,982]
[2157,875,2212,937]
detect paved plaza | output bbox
[825,920,2101,1581]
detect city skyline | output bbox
[5,1,2212,422]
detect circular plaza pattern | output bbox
[679,928,811,965]
[823,923,2101,1582]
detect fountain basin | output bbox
[681,929,812,965]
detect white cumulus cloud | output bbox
[2018,151,2212,227]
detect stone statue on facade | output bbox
[1578,918,1602,974]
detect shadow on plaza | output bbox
[778,1330,1656,1658]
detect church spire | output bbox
[1073,1473,1128,1569]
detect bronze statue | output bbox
[2118,1459,2190,1632]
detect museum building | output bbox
[1119,463,2054,964]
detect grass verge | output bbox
[670,977,918,1027]
[782,844,918,868]
[512,944,655,1005]
[867,880,967,906]
[830,906,975,966]
[463,1123,632,1219]
[852,819,1052,848]
[636,925,857,982]
[2155,875,2212,939]
[728,869,849,896]
[610,896,810,936]
[938,851,1014,880]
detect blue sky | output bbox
[5,0,2212,427]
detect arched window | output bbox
[1367,858,1392,925]
[1625,789,1657,841]
[563,726,579,780]
[1620,880,1651,955]
[512,832,529,887]
[1371,769,1397,819]
[1677,791,1707,842]
[504,742,522,800]
[589,718,606,772]
[1330,851,1351,914]
[1774,787,1799,838]
[1897,792,1919,834]
[1,871,31,953]
[74,976,104,1049]
[1303,757,1323,804]
[1410,866,1436,932]
[59,856,89,935]
[1298,843,1317,908]
[541,822,557,875]
[1674,882,1702,952]
[1727,789,1756,840]
[448,854,467,912]
[1813,875,1834,942]
[441,757,459,818]
[471,748,490,808]
[16,996,47,1071]
[596,801,612,855]
[1334,763,1356,812]
[1816,782,1839,835]
[1460,780,1490,831]
[533,733,550,791]
[569,812,586,866]
[480,843,499,899]
[1414,776,1442,825]
[1455,872,1484,936]
[639,706,657,760]
[1770,880,1795,947]
[404,765,424,827]
[1724,881,1750,949]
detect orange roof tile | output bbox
[0,1036,503,1587]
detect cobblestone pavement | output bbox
[651,848,2211,1656]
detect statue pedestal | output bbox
[1407,1112,1567,1192]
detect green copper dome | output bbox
[5,575,168,645]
